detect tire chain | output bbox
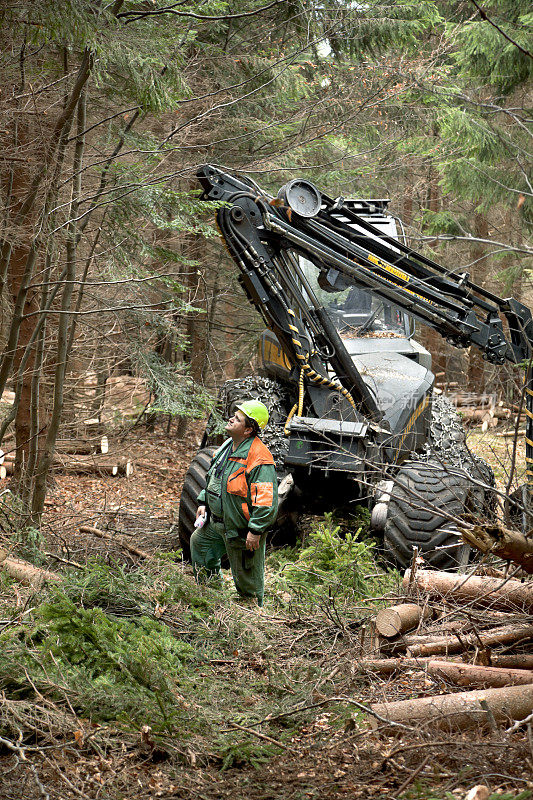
[205,376,291,465]
[416,394,496,495]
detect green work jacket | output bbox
[197,436,278,539]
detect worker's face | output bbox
[226,410,253,439]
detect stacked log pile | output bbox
[361,568,533,732]
[439,389,520,431]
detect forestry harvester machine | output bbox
[178,165,533,569]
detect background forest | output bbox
[0,4,532,800]
[0,0,531,520]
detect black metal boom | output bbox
[197,164,533,484]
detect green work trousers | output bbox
[190,519,266,606]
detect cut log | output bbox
[53,457,133,477]
[460,407,511,422]
[403,568,533,612]
[356,657,434,675]
[79,525,150,559]
[0,552,63,588]
[404,622,533,657]
[370,683,533,731]
[0,440,16,453]
[356,657,533,688]
[451,392,496,407]
[54,440,95,455]
[461,523,533,575]
[100,435,109,454]
[375,603,430,638]
[135,459,172,475]
[488,654,533,670]
[427,659,533,688]
[465,788,490,800]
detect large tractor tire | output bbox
[178,446,216,560]
[383,460,472,570]
[382,395,496,571]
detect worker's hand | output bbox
[196,505,206,520]
[246,531,261,551]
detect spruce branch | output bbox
[117,0,287,24]
[467,0,532,59]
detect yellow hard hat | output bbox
[235,400,269,429]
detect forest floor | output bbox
[0,418,531,800]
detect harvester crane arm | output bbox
[197,164,533,490]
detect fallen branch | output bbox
[227,721,296,754]
[394,754,432,796]
[0,734,51,798]
[79,525,150,559]
[461,523,533,574]
[370,683,533,731]
[507,710,533,733]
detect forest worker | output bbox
[191,400,278,608]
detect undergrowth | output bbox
[268,512,399,609]
[0,514,397,769]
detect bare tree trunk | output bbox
[467,213,489,391]
[21,253,51,506]
[184,233,207,383]
[419,156,446,376]
[31,90,87,522]
[0,53,93,503]
[91,370,108,422]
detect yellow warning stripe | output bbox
[526,437,533,448]
[396,396,430,457]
